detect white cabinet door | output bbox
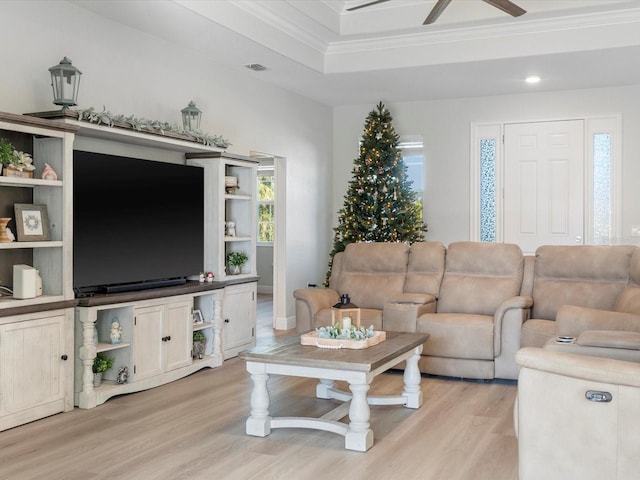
[134,301,192,379]
[223,283,256,358]
[0,314,66,422]
[164,300,192,371]
[133,305,164,381]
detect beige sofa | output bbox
[294,242,640,381]
[295,241,532,380]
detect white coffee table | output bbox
[239,331,429,452]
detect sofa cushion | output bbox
[418,312,494,360]
[437,242,524,316]
[404,241,446,296]
[335,242,409,310]
[531,245,635,320]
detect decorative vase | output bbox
[0,218,11,243]
[93,372,103,388]
[229,264,241,275]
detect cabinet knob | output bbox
[61,354,68,361]
[162,336,167,342]
[166,335,171,341]
[224,318,230,323]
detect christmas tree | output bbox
[326,102,426,282]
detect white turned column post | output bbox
[345,382,373,451]
[402,346,423,409]
[245,362,272,437]
[77,308,98,409]
[316,378,335,399]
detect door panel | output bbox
[0,315,65,415]
[504,120,584,253]
[164,301,192,371]
[133,305,164,381]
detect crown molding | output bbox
[327,8,640,55]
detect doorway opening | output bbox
[251,151,288,333]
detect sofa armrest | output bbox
[494,295,533,348]
[577,330,640,350]
[382,295,437,332]
[516,347,640,387]
[556,305,640,337]
[294,288,340,333]
[493,296,533,379]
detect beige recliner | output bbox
[416,241,532,379]
[515,347,640,480]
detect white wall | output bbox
[0,1,333,322]
[334,85,640,245]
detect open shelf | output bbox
[0,241,64,249]
[96,342,131,353]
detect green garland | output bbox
[73,106,230,149]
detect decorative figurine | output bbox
[40,163,58,181]
[199,272,206,283]
[116,366,129,384]
[110,318,123,344]
[207,271,214,282]
[226,221,236,237]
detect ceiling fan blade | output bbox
[482,0,526,17]
[424,0,453,25]
[346,0,391,12]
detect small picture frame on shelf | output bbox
[14,204,50,241]
[193,309,204,325]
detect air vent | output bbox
[245,63,267,71]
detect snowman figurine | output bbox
[110,318,123,344]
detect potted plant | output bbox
[227,251,248,275]
[192,330,207,359]
[0,138,15,175]
[92,352,114,387]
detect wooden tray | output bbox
[301,331,386,350]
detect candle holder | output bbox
[331,293,361,330]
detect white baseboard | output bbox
[275,315,296,330]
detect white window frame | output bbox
[257,166,275,246]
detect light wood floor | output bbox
[0,295,519,480]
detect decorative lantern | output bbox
[181,101,202,130]
[331,293,361,330]
[49,57,82,109]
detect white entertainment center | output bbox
[0,111,258,428]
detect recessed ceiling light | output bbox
[525,75,541,84]
[245,63,268,72]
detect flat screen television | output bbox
[73,150,204,295]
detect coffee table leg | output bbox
[316,378,336,398]
[345,382,373,451]
[246,362,272,437]
[402,347,423,409]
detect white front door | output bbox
[504,120,584,254]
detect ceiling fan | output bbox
[347,0,526,25]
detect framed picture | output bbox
[193,309,204,325]
[14,204,51,241]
